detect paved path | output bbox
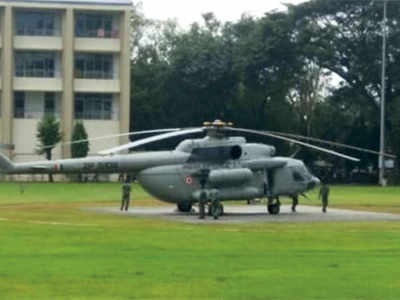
[85,205,400,224]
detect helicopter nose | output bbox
[307,176,320,190]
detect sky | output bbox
[140,0,309,27]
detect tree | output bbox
[71,122,89,182]
[36,115,62,182]
[287,62,329,137]
[71,122,89,158]
[291,0,400,178]
[130,11,303,153]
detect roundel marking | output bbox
[185,176,193,185]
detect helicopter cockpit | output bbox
[288,160,320,190]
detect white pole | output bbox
[379,0,387,186]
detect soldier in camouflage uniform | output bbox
[120,176,131,211]
[319,183,330,213]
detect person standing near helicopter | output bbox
[319,182,330,213]
[120,176,131,211]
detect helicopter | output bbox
[0,120,395,219]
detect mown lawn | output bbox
[283,184,400,213]
[0,183,399,300]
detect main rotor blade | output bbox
[38,128,181,150]
[225,127,360,162]
[266,131,397,159]
[99,128,204,155]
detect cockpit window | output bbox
[292,171,305,182]
[300,165,313,180]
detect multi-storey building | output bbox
[0,0,131,165]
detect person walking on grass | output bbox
[319,183,330,213]
[120,176,131,211]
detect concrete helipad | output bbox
[85,204,400,224]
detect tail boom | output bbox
[0,152,15,174]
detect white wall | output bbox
[74,79,120,93]
[14,78,63,92]
[74,38,120,53]
[13,118,62,161]
[14,36,63,51]
[81,120,120,155]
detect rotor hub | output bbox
[203,120,233,138]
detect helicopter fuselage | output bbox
[136,136,319,205]
[0,136,320,207]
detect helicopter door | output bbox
[263,169,275,197]
[263,169,269,196]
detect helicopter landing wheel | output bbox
[199,202,206,219]
[177,201,192,213]
[198,192,207,219]
[268,203,280,215]
[210,201,223,220]
[267,197,280,215]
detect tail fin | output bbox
[0,152,15,173]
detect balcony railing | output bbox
[15,70,55,78]
[76,29,120,39]
[14,109,59,119]
[16,27,61,37]
[75,70,113,79]
[75,111,117,120]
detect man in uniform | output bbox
[319,183,330,213]
[120,176,131,211]
[291,194,298,212]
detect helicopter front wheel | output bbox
[198,192,207,219]
[177,201,192,213]
[267,197,280,215]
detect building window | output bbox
[75,13,118,38]
[15,11,60,36]
[44,92,55,116]
[74,93,113,120]
[15,52,55,78]
[14,92,25,118]
[75,53,113,79]
[14,92,59,119]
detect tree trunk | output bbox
[46,149,54,183]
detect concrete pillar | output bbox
[119,9,131,145]
[61,8,74,158]
[2,6,14,158]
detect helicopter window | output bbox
[230,145,242,160]
[299,165,312,180]
[292,171,305,182]
[188,146,241,162]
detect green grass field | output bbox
[0,183,400,300]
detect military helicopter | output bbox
[0,120,394,219]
